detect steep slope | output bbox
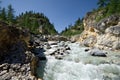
[76,11,120,50]
[71,0,120,51]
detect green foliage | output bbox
[106,0,120,16]
[61,18,84,37]
[16,11,58,34]
[0,8,7,21]
[96,0,120,21]
[0,4,15,25]
[97,0,110,8]
[7,5,15,25]
[0,3,57,35]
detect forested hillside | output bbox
[95,0,120,21]
[16,11,58,34]
[0,4,58,35]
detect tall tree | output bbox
[0,8,7,21]
[7,5,15,25]
[97,0,110,8]
[75,18,81,26]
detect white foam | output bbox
[38,42,120,80]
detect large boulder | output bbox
[0,22,30,62]
[88,49,107,57]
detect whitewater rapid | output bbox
[37,42,120,80]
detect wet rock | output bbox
[44,41,71,60]
[48,41,58,45]
[44,44,51,50]
[85,48,90,52]
[58,41,65,47]
[89,49,107,57]
[65,46,71,50]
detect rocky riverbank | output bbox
[71,13,120,51]
[0,22,36,80]
[0,25,69,80]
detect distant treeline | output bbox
[61,18,84,37]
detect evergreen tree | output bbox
[0,8,6,21]
[7,5,15,25]
[97,0,110,8]
[24,15,30,27]
[75,18,81,26]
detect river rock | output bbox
[48,41,58,45]
[88,49,107,57]
[85,48,90,52]
[65,46,71,50]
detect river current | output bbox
[37,42,120,80]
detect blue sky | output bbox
[1,0,98,32]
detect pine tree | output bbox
[97,0,110,8]
[75,18,81,26]
[0,8,6,21]
[25,15,30,27]
[7,5,15,25]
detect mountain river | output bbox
[37,42,120,80]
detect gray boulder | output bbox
[89,49,107,57]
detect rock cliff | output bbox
[0,21,38,80]
[74,11,120,50]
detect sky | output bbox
[1,0,98,33]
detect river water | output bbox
[37,42,120,80]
